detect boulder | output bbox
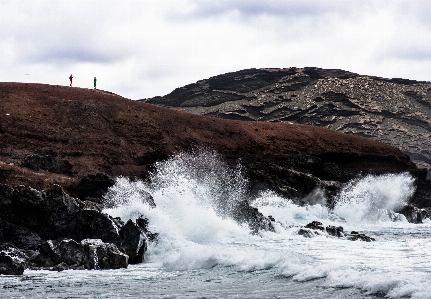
[81,239,128,270]
[0,244,27,275]
[326,225,344,237]
[300,221,375,241]
[11,185,46,230]
[44,184,81,239]
[347,231,376,242]
[119,220,147,264]
[75,209,121,245]
[397,205,429,223]
[36,239,128,270]
[232,200,275,233]
[298,228,321,238]
[305,221,324,231]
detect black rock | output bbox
[37,238,128,270]
[326,225,344,237]
[0,244,27,275]
[298,228,321,238]
[232,200,275,233]
[119,219,147,264]
[81,239,128,270]
[0,220,43,250]
[44,184,82,239]
[397,205,429,223]
[347,231,376,242]
[75,209,121,245]
[305,221,324,231]
[11,185,46,230]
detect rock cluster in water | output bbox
[298,221,376,242]
[0,173,277,275]
[0,182,156,275]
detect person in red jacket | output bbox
[69,74,73,87]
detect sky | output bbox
[1,0,431,100]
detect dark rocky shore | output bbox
[1,81,430,274]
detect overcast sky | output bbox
[1,0,431,100]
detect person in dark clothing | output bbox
[94,77,97,89]
[69,74,73,87]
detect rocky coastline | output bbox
[1,82,431,274]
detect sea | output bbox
[2,151,431,299]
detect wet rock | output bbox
[102,179,156,209]
[37,239,128,270]
[305,221,324,231]
[81,239,128,270]
[0,244,27,275]
[233,200,275,233]
[298,228,321,238]
[0,184,13,206]
[347,231,376,242]
[75,209,121,245]
[397,205,429,223]
[51,262,69,272]
[119,219,147,264]
[328,212,346,222]
[325,225,344,237]
[136,216,159,243]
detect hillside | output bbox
[143,67,431,178]
[1,82,429,206]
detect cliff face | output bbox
[143,67,431,178]
[1,82,429,206]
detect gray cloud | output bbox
[1,0,431,100]
[176,0,352,20]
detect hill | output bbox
[143,67,431,179]
[1,82,429,206]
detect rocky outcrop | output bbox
[143,67,431,202]
[34,239,128,271]
[119,220,147,264]
[0,184,155,274]
[0,244,27,275]
[397,205,430,223]
[299,221,374,241]
[232,200,275,233]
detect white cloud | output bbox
[1,0,431,99]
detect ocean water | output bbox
[2,151,431,299]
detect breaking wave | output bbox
[101,150,429,298]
